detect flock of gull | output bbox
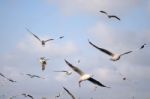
[0,10,148,99]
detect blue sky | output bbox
[0,0,150,99]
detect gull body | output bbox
[88,40,132,61]
[65,60,110,88]
[40,57,49,71]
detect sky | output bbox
[0,0,150,99]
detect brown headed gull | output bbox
[26,28,54,47]
[65,60,110,88]
[88,40,132,61]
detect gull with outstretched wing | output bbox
[88,40,132,61]
[65,60,110,88]
[26,28,54,47]
[99,10,121,21]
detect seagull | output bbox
[88,40,132,61]
[22,93,34,99]
[63,87,76,99]
[26,74,45,79]
[7,78,16,83]
[0,73,16,83]
[65,60,110,88]
[54,70,72,75]
[39,57,49,71]
[26,28,54,47]
[99,10,121,21]
[140,44,147,49]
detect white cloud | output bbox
[52,0,142,15]
[17,35,78,57]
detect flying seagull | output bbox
[88,40,132,61]
[26,28,54,47]
[7,78,16,83]
[99,10,121,21]
[63,87,76,99]
[140,44,147,49]
[26,74,45,79]
[0,73,16,83]
[65,60,110,88]
[39,57,49,71]
[22,93,34,99]
[54,70,72,75]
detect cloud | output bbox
[17,35,78,57]
[51,0,142,15]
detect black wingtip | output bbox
[64,59,67,63]
[88,39,92,44]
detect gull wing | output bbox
[22,93,27,97]
[59,36,64,39]
[0,73,6,78]
[27,94,34,99]
[26,74,32,76]
[54,70,67,73]
[108,15,120,20]
[120,51,132,56]
[26,28,41,42]
[32,75,40,78]
[88,40,114,56]
[7,78,16,82]
[88,77,110,88]
[44,39,54,42]
[65,60,84,76]
[63,87,76,99]
[140,44,147,49]
[99,10,108,15]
